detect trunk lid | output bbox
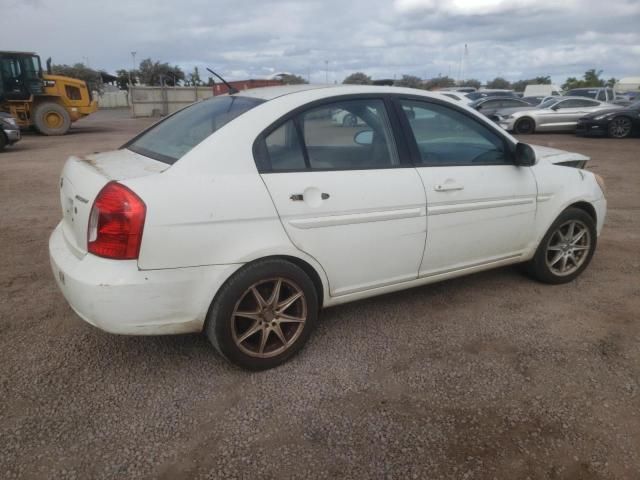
[59,149,168,256]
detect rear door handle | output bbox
[434,183,464,192]
[290,192,331,201]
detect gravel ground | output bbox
[1,109,639,480]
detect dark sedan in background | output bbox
[576,100,640,138]
[468,96,533,118]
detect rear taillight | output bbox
[88,182,146,260]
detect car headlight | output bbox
[594,174,606,197]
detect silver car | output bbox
[496,97,621,134]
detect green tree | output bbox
[137,58,185,86]
[424,76,456,90]
[511,76,551,92]
[277,73,308,85]
[52,63,103,93]
[115,69,139,90]
[562,69,607,90]
[460,78,481,89]
[395,75,423,89]
[485,77,512,89]
[343,72,372,85]
[186,67,203,87]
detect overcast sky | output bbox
[3,0,639,84]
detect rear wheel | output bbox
[33,102,71,136]
[524,208,597,284]
[608,116,632,138]
[205,259,318,370]
[514,117,535,134]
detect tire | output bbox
[608,116,633,139]
[0,132,6,152]
[205,259,318,370]
[342,114,357,127]
[524,208,597,284]
[514,117,535,134]
[33,102,71,136]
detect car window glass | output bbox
[265,120,306,171]
[597,90,606,101]
[299,99,398,170]
[399,99,507,166]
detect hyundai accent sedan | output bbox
[49,85,606,370]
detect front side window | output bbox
[399,99,508,166]
[128,95,264,164]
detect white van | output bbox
[523,84,562,97]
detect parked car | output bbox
[331,108,365,127]
[565,87,616,103]
[495,97,620,134]
[521,96,548,105]
[0,112,21,151]
[49,85,607,370]
[465,90,518,101]
[469,96,533,118]
[576,100,640,138]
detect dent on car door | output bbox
[395,98,538,275]
[257,98,427,296]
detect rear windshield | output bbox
[126,95,264,164]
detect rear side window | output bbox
[264,120,306,171]
[127,96,264,165]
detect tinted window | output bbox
[597,90,606,101]
[567,89,598,99]
[502,99,526,107]
[264,120,306,171]
[128,96,264,164]
[559,99,599,108]
[299,99,398,170]
[399,100,508,166]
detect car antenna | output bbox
[206,68,239,95]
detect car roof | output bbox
[234,84,449,102]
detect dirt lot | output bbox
[1,109,639,479]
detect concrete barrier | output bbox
[129,86,214,117]
[98,90,129,108]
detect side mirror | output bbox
[354,129,373,146]
[514,142,536,166]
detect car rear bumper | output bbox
[576,119,608,137]
[3,127,21,143]
[49,222,240,335]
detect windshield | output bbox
[127,95,264,164]
[539,98,561,109]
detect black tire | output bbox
[33,102,71,136]
[523,208,597,284]
[205,259,318,370]
[607,116,633,139]
[342,114,357,127]
[514,117,535,134]
[0,132,6,152]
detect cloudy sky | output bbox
[3,0,639,85]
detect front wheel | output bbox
[342,114,357,127]
[524,208,597,284]
[205,259,318,370]
[608,116,632,138]
[33,102,71,136]
[514,117,535,134]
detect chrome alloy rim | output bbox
[545,220,591,276]
[231,278,307,358]
[610,117,631,138]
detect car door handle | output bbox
[434,183,464,192]
[290,193,331,201]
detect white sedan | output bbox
[49,85,607,370]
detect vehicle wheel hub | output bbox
[545,220,591,276]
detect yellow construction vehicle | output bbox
[0,51,98,135]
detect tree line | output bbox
[343,69,618,91]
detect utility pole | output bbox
[130,51,137,83]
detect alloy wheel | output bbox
[609,117,632,138]
[545,220,591,276]
[231,278,307,358]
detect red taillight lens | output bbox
[87,182,146,260]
